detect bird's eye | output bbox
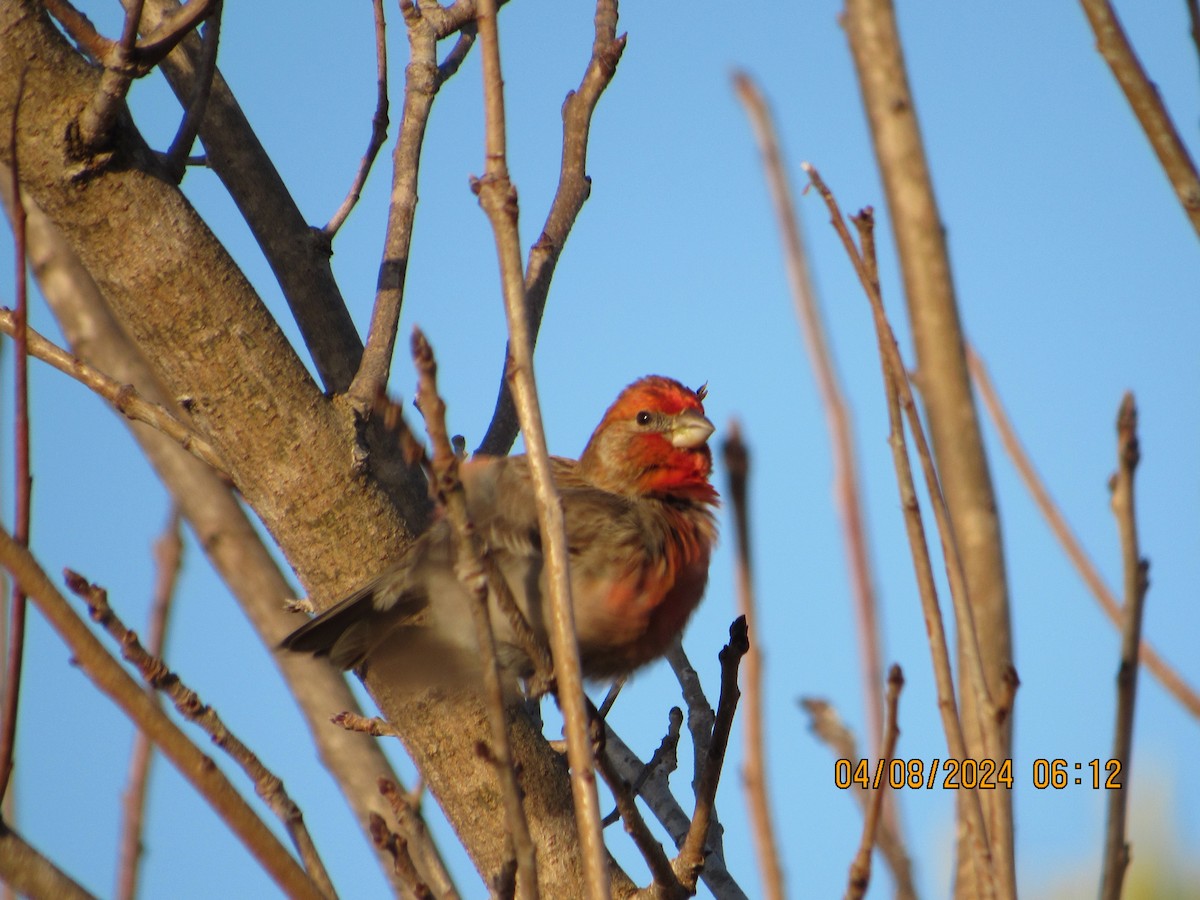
[636,411,652,426]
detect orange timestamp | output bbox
[835,758,1014,790]
[834,758,1125,790]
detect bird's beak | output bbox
[669,409,715,449]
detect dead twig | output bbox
[64,571,337,899]
[409,328,538,899]
[369,813,433,900]
[720,422,785,900]
[323,0,389,238]
[1099,394,1150,900]
[115,509,183,900]
[0,530,323,898]
[1078,0,1200,237]
[674,617,749,892]
[844,665,904,900]
[477,0,626,455]
[803,167,999,898]
[799,698,916,899]
[0,310,227,474]
[471,1,609,896]
[0,74,31,806]
[162,0,222,182]
[348,0,479,404]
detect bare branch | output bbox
[841,1,1015,891]
[323,0,389,238]
[409,328,538,899]
[162,0,222,182]
[1078,0,1200,237]
[472,2,610,897]
[477,0,626,455]
[41,0,114,62]
[799,698,915,900]
[674,617,748,893]
[370,813,434,900]
[0,531,324,899]
[968,346,1200,719]
[0,310,228,473]
[732,70,886,757]
[348,0,479,404]
[594,724,682,898]
[0,77,31,805]
[720,422,784,900]
[65,572,337,898]
[802,167,999,898]
[844,665,904,900]
[115,509,183,900]
[1099,394,1150,900]
[602,723,747,899]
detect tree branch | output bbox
[409,328,539,899]
[66,571,338,898]
[0,531,325,899]
[472,2,610,897]
[477,0,625,455]
[844,665,903,900]
[720,423,784,900]
[1078,0,1200,237]
[840,2,1015,892]
[1099,393,1150,900]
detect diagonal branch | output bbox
[0,310,227,473]
[161,0,221,182]
[0,531,326,900]
[476,0,626,455]
[66,572,338,899]
[1079,0,1200,238]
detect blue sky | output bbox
[3,2,1199,897]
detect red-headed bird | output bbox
[281,376,718,684]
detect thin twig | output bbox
[799,698,916,900]
[162,0,222,182]
[348,0,479,404]
[666,640,715,802]
[1099,394,1150,900]
[377,777,457,900]
[968,346,1200,719]
[803,167,999,898]
[477,0,626,455]
[674,617,749,893]
[594,724,683,898]
[0,531,324,898]
[409,328,538,899]
[115,508,183,900]
[0,74,30,806]
[63,571,337,899]
[323,0,389,237]
[732,69,886,758]
[844,665,904,900]
[1078,0,1200,237]
[472,2,609,897]
[601,724,748,899]
[602,707,681,828]
[369,813,434,900]
[720,422,785,900]
[0,310,227,474]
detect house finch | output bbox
[281,375,718,684]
